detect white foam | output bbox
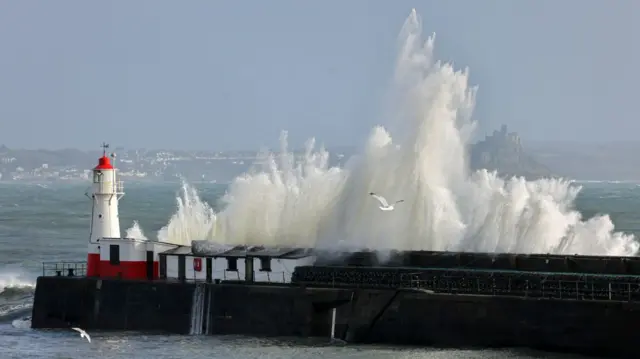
[191,240,236,255]
[126,9,638,257]
[11,317,32,329]
[125,220,148,241]
[0,272,35,294]
[0,272,35,319]
[0,303,32,317]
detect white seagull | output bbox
[71,327,91,343]
[369,192,404,211]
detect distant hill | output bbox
[469,125,554,179]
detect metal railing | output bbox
[91,180,124,195]
[260,271,287,283]
[181,270,289,284]
[292,270,640,303]
[42,261,87,277]
[114,180,124,194]
[220,270,287,283]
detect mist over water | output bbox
[127,9,638,256]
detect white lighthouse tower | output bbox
[86,143,124,277]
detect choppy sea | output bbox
[0,180,636,359]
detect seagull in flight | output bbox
[369,192,404,211]
[71,327,91,343]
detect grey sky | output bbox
[0,1,637,151]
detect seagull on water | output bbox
[72,327,91,343]
[369,192,404,211]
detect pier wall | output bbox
[348,290,640,358]
[31,276,195,333]
[31,276,640,358]
[204,285,343,337]
[31,277,347,337]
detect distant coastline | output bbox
[11,125,633,183]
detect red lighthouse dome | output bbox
[94,155,113,170]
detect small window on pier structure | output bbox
[110,245,120,265]
[259,257,272,272]
[93,171,102,183]
[226,258,238,272]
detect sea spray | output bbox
[0,271,36,321]
[125,220,148,241]
[127,9,638,256]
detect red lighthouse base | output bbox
[97,260,158,280]
[86,251,159,280]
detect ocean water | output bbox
[0,8,635,358]
[0,180,636,358]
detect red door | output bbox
[193,257,202,272]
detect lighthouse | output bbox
[86,143,124,277]
[83,143,178,280]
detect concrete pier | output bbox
[31,275,640,358]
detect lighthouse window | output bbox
[109,245,120,265]
[93,171,102,183]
